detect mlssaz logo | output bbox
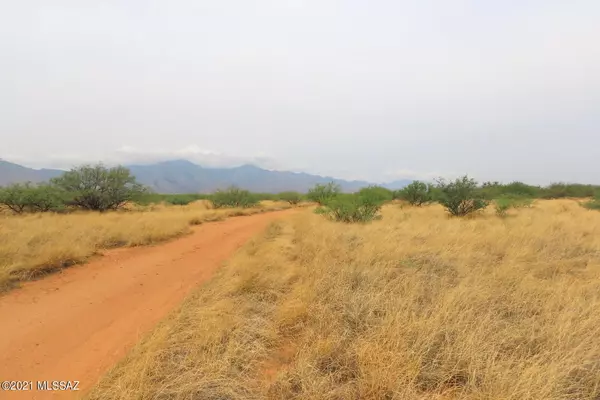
[37,381,80,391]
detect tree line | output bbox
[0,165,147,213]
[0,164,306,214]
[306,177,600,223]
[1,164,598,218]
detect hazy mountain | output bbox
[0,160,63,186]
[126,160,376,193]
[0,159,411,193]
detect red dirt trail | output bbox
[0,209,295,399]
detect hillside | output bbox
[0,159,411,193]
[0,160,63,186]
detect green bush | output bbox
[167,196,195,206]
[0,183,34,213]
[165,194,207,205]
[307,182,341,205]
[135,193,209,206]
[505,195,534,208]
[493,196,534,218]
[494,198,513,218]
[211,186,259,208]
[133,193,163,205]
[478,181,599,200]
[278,191,302,205]
[253,192,276,201]
[396,181,432,206]
[357,186,394,203]
[436,175,489,217]
[539,183,597,199]
[27,184,66,212]
[503,182,540,198]
[479,181,540,200]
[0,183,65,213]
[583,201,600,211]
[583,191,600,211]
[323,193,383,223]
[51,164,147,211]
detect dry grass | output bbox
[89,200,600,399]
[0,200,292,292]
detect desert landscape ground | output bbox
[0,207,296,399]
[1,175,600,399]
[0,199,292,293]
[85,199,600,400]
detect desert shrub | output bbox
[427,185,444,202]
[436,175,489,217]
[323,193,383,223]
[540,183,569,199]
[210,186,259,208]
[51,164,147,211]
[26,184,66,212]
[164,194,206,206]
[479,181,599,200]
[583,201,600,211]
[135,193,208,206]
[166,196,196,206]
[503,181,540,197]
[133,193,163,205]
[583,191,600,211]
[480,181,540,200]
[278,191,302,205]
[307,182,341,205]
[506,195,534,208]
[494,198,513,217]
[494,196,533,217]
[540,183,598,199]
[357,186,394,203]
[0,183,33,214]
[313,206,328,215]
[0,183,65,213]
[396,181,433,206]
[252,192,276,201]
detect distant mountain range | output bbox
[0,159,411,193]
[0,160,64,185]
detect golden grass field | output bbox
[88,199,600,399]
[0,200,291,292]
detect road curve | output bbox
[0,209,296,399]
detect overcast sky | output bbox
[1,1,599,184]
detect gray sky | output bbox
[1,1,599,184]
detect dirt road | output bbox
[0,209,295,399]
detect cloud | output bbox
[383,169,460,183]
[1,1,599,185]
[114,145,282,170]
